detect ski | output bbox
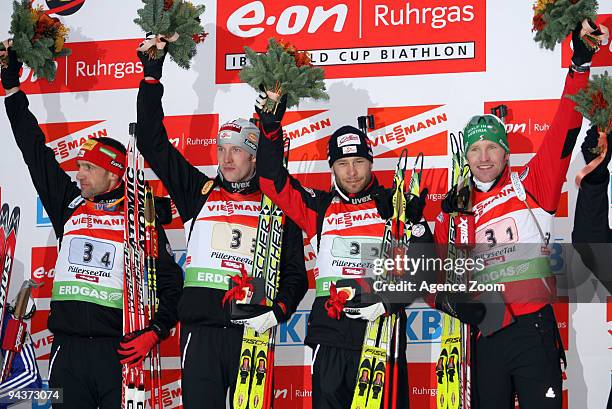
[232,136,289,409]
[0,278,37,383]
[144,185,163,409]
[123,122,149,409]
[350,148,424,409]
[0,204,20,345]
[437,132,471,409]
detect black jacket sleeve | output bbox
[572,166,612,294]
[272,217,308,323]
[4,91,81,235]
[149,220,183,339]
[136,80,210,223]
[571,126,612,293]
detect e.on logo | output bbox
[226,2,347,38]
[30,246,58,299]
[217,0,486,83]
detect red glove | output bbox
[117,328,159,367]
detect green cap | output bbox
[463,114,509,153]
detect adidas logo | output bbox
[545,387,556,398]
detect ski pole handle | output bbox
[490,105,508,124]
[357,115,375,135]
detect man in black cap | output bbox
[254,92,433,408]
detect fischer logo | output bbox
[218,0,486,83]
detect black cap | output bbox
[327,125,373,167]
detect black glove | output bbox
[435,291,485,326]
[137,47,166,80]
[1,47,22,90]
[441,185,471,214]
[255,85,287,133]
[406,188,428,224]
[581,125,612,183]
[571,20,602,68]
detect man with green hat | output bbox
[433,21,607,409]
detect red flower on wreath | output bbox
[532,13,546,32]
[589,90,608,117]
[276,38,313,67]
[192,31,208,44]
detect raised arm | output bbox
[256,96,326,240]
[524,23,605,211]
[135,52,210,223]
[2,49,80,235]
[523,69,588,211]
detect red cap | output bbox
[77,139,126,176]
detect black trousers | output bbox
[311,344,409,409]
[180,324,243,409]
[475,304,564,409]
[48,335,122,409]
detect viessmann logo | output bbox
[217,0,486,83]
[37,120,109,171]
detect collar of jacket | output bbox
[472,165,509,193]
[216,172,260,195]
[334,176,383,205]
[89,183,125,211]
